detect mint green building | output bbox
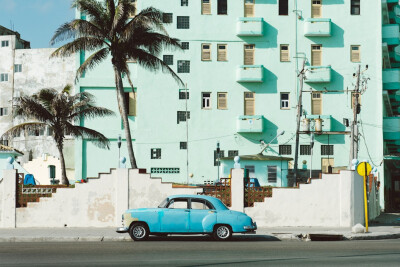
[75,1,399,211]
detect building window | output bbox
[177,16,190,29]
[201,43,212,61]
[300,145,311,155]
[1,40,9,47]
[177,60,190,73]
[151,148,161,159]
[228,150,238,157]
[214,150,225,166]
[0,107,8,116]
[311,92,322,115]
[321,158,334,173]
[218,0,227,15]
[0,73,8,82]
[351,45,360,62]
[202,92,211,109]
[179,89,189,99]
[279,0,288,15]
[244,92,255,115]
[351,0,360,15]
[280,93,289,109]
[14,64,22,73]
[177,111,190,124]
[217,92,227,109]
[217,44,227,61]
[181,42,189,50]
[163,55,174,65]
[245,165,255,177]
[244,0,255,17]
[0,139,8,146]
[321,145,334,155]
[280,44,290,62]
[124,92,136,116]
[151,167,180,174]
[47,127,53,136]
[202,0,211,15]
[267,166,277,183]
[180,142,187,149]
[28,129,44,137]
[163,13,173,23]
[244,44,255,65]
[181,0,189,6]
[312,0,322,18]
[279,145,292,155]
[311,44,322,66]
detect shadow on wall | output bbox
[238,68,278,94]
[310,69,344,93]
[237,21,278,49]
[305,22,344,48]
[239,118,279,145]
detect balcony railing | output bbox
[236,115,263,133]
[304,18,331,37]
[382,24,400,45]
[236,17,264,36]
[304,66,331,83]
[383,69,400,90]
[236,65,263,83]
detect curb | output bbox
[0,236,132,242]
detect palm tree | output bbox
[50,0,183,169]
[1,85,114,186]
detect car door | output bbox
[160,198,189,232]
[189,198,217,233]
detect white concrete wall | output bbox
[0,170,17,228]
[244,171,380,227]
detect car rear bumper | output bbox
[116,227,128,233]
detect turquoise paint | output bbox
[304,18,331,37]
[236,115,264,133]
[236,65,264,82]
[304,66,332,83]
[236,17,264,36]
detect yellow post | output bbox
[363,174,369,232]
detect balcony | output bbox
[236,65,263,83]
[236,115,263,133]
[304,18,331,37]
[383,117,400,140]
[395,45,400,62]
[395,5,400,24]
[302,115,332,132]
[382,24,400,45]
[304,66,331,83]
[383,69,400,90]
[236,17,264,36]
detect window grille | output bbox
[300,145,311,155]
[351,45,360,62]
[163,55,174,65]
[177,16,190,29]
[228,150,238,157]
[321,145,334,155]
[179,89,189,99]
[217,44,227,61]
[202,0,211,15]
[280,45,289,62]
[351,0,360,15]
[267,166,277,183]
[151,168,180,174]
[163,13,173,23]
[214,150,225,166]
[279,145,292,155]
[177,111,190,124]
[311,92,322,115]
[244,44,255,65]
[201,44,212,61]
[181,0,188,6]
[181,42,189,50]
[177,60,190,73]
[180,142,187,149]
[151,148,161,159]
[217,92,227,109]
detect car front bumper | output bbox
[116,227,128,233]
[243,222,257,232]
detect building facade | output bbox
[73,1,399,210]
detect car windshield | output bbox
[158,197,169,208]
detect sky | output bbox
[0,0,75,48]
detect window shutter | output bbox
[351,46,360,62]
[244,45,255,65]
[202,1,211,15]
[218,93,227,109]
[244,93,255,115]
[129,92,136,116]
[312,93,322,115]
[312,1,322,18]
[280,45,289,62]
[202,44,211,61]
[311,45,322,66]
[244,2,255,17]
[217,45,227,61]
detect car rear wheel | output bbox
[213,225,232,241]
[129,222,149,241]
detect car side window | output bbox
[166,198,188,209]
[191,199,214,210]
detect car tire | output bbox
[212,225,232,241]
[129,222,149,241]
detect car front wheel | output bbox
[129,222,149,241]
[213,225,232,241]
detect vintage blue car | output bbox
[116,195,257,241]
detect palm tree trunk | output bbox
[113,65,138,169]
[56,142,69,186]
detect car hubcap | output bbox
[217,226,229,238]
[133,226,146,238]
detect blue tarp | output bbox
[23,174,36,185]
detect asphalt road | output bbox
[0,235,400,266]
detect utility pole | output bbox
[349,65,361,168]
[293,60,306,186]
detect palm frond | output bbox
[1,122,47,139]
[123,7,166,39]
[65,124,110,149]
[51,37,106,58]
[76,47,110,80]
[13,96,54,122]
[69,105,115,122]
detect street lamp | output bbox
[216,141,220,182]
[310,133,315,179]
[258,130,285,155]
[117,134,122,168]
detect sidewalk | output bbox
[0,225,399,242]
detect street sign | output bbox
[357,162,372,177]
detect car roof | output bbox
[168,195,228,210]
